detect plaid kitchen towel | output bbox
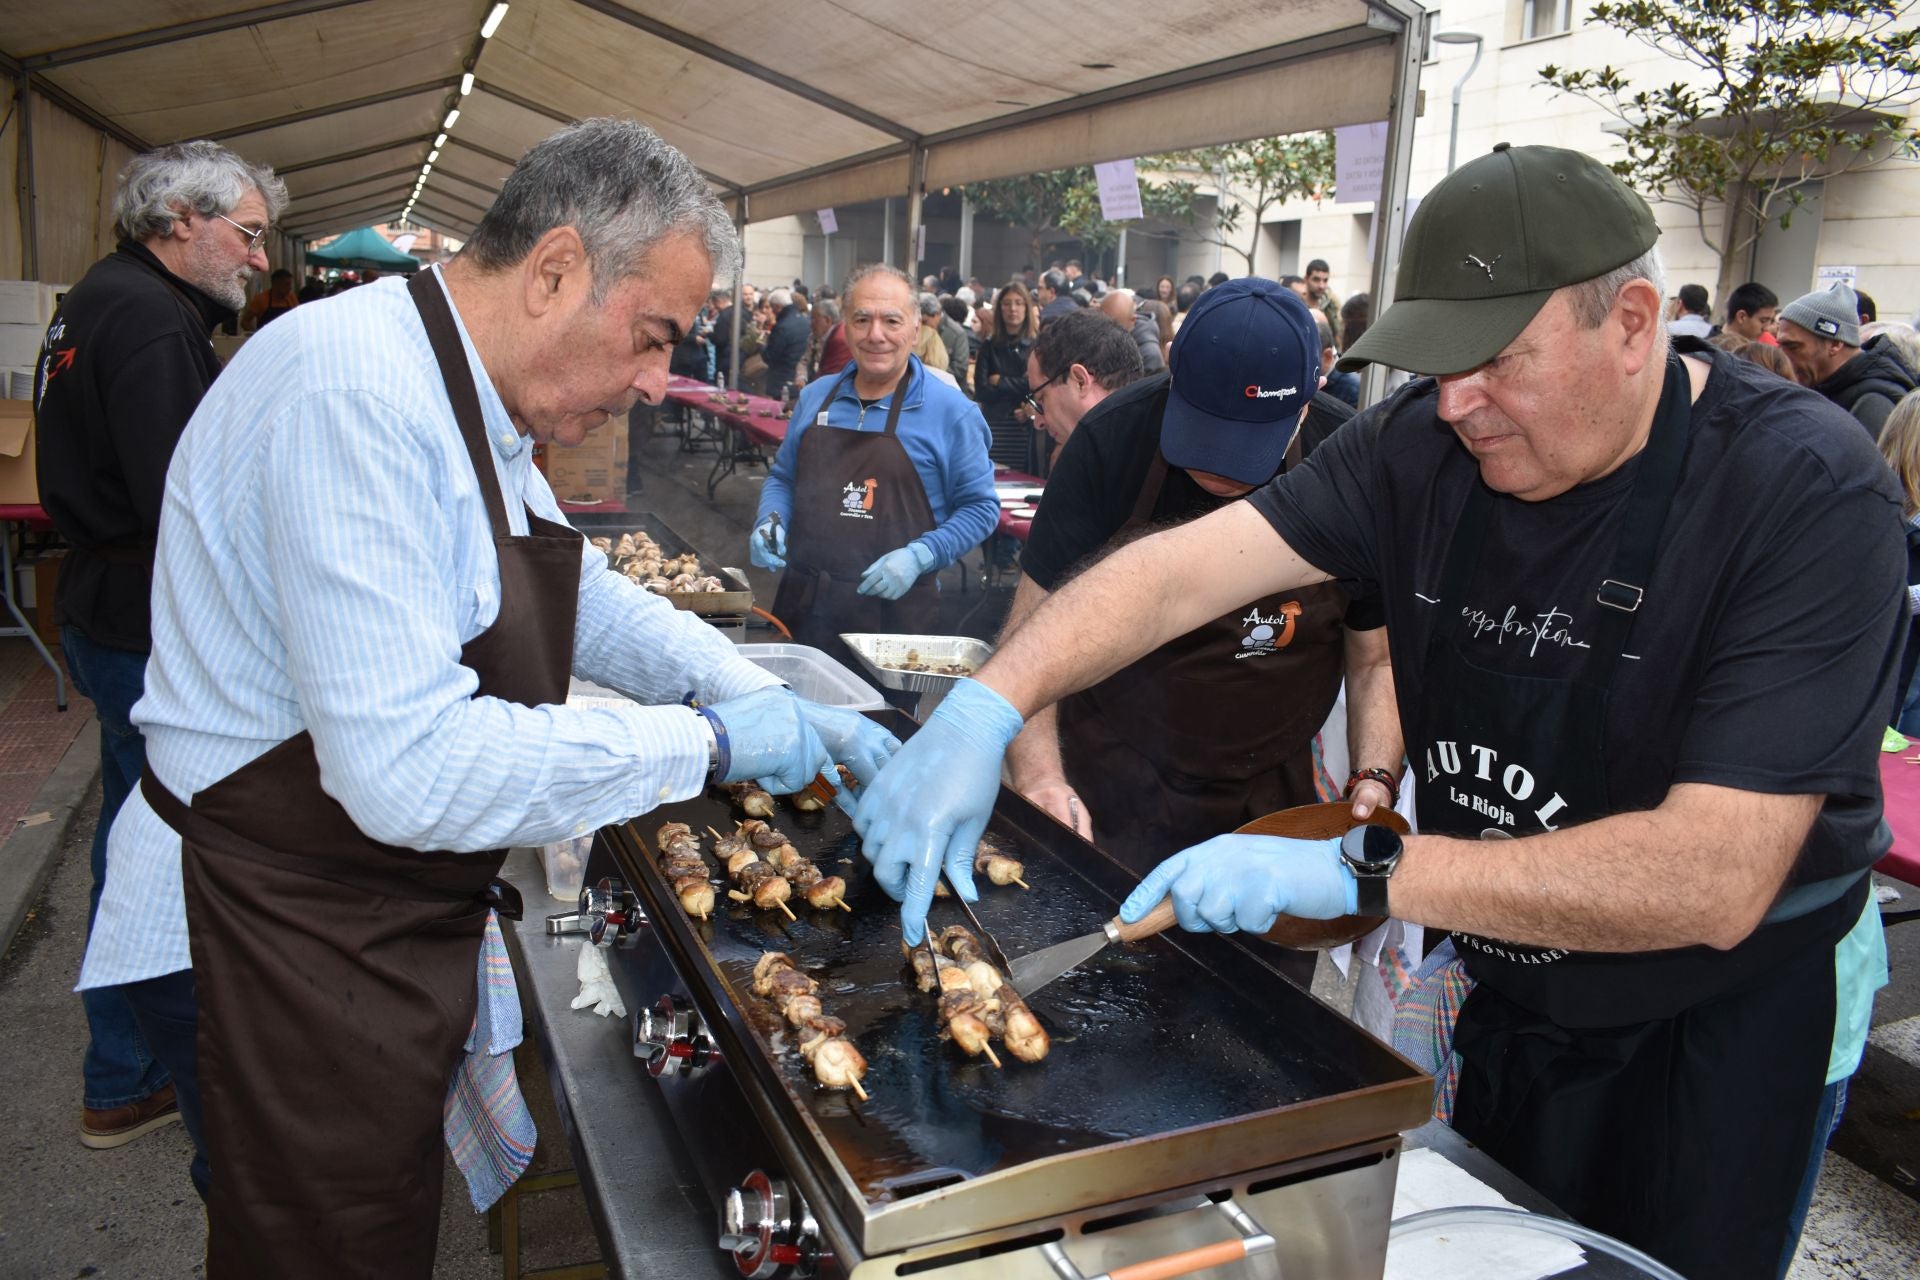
[1391,937,1471,1124]
[444,909,537,1211]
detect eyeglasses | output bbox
[212,212,268,251]
[1021,374,1060,416]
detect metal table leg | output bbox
[0,522,65,711]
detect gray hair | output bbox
[113,140,287,242]
[767,287,793,310]
[842,262,915,305]
[1562,244,1666,330]
[462,118,740,304]
[917,291,942,317]
[816,298,841,322]
[1863,321,1920,376]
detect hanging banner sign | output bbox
[1094,158,1144,221]
[817,208,838,235]
[1334,122,1389,205]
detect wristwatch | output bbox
[1339,823,1404,916]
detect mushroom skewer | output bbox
[653,823,715,919]
[754,953,868,1099]
[724,781,776,818]
[930,923,1050,1063]
[739,821,849,911]
[974,838,1030,889]
[721,832,795,919]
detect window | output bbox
[1521,0,1573,40]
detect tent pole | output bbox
[1363,2,1427,409]
[957,195,974,283]
[16,75,38,281]
[882,197,893,268]
[903,146,926,278]
[728,197,747,389]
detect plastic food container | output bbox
[734,641,887,710]
[540,835,594,902]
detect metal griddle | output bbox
[604,712,1432,1262]
[570,510,753,616]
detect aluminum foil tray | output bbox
[838,633,993,694]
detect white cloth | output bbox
[81,269,781,989]
[572,944,626,1018]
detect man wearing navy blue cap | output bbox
[999,280,1399,985]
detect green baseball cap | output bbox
[1338,142,1659,376]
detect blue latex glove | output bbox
[857,541,935,600]
[1118,834,1357,935]
[796,702,902,817]
[707,687,832,795]
[852,679,1024,944]
[750,516,787,572]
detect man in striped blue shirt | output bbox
[79,119,895,1276]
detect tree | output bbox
[1541,0,1920,307]
[960,166,1196,267]
[1160,133,1337,275]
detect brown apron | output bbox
[149,268,582,1278]
[771,362,940,674]
[1057,442,1349,984]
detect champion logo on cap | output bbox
[1244,384,1298,399]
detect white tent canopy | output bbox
[1,0,1426,310]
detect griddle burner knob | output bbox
[720,1170,815,1278]
[638,993,713,1078]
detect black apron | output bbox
[770,362,939,675]
[1059,440,1349,987]
[1417,356,1862,1279]
[152,269,581,1278]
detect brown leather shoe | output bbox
[81,1082,182,1149]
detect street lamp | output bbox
[1433,30,1485,175]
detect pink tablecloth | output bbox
[1875,752,1920,886]
[665,376,789,447]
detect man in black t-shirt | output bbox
[855,144,1900,1280]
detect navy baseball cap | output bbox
[1162,278,1320,486]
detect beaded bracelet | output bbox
[1344,766,1400,808]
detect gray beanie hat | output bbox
[1780,281,1861,347]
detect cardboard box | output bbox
[0,282,41,325]
[0,400,34,504]
[32,551,62,647]
[0,322,46,368]
[543,417,626,504]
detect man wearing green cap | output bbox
[854,143,1899,1279]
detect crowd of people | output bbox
[23,117,1919,1280]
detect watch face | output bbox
[1359,823,1401,860]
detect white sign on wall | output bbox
[1334,122,1389,206]
[1093,159,1144,221]
[1815,264,1857,290]
[817,208,838,235]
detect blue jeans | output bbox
[62,625,170,1109]
[1777,1076,1849,1277]
[120,968,209,1200]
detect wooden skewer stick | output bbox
[706,826,724,840]
[837,900,853,913]
[849,1078,868,1101]
[1012,876,1031,890]
[982,1043,1002,1069]
[777,901,796,921]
